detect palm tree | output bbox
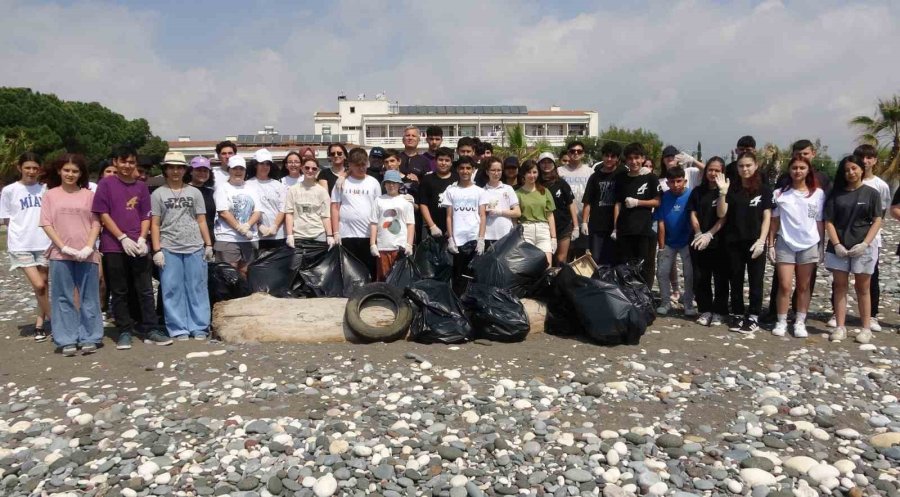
[494,123,553,161]
[849,95,900,180]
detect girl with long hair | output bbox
[477,157,521,251]
[515,160,557,265]
[687,157,729,327]
[538,155,578,266]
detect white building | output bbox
[314,93,599,148]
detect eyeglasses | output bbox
[329,151,344,157]
[569,149,584,155]
[286,160,302,165]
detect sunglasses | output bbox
[569,149,584,154]
[329,151,344,157]
[303,166,319,171]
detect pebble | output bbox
[740,468,776,487]
[312,474,337,497]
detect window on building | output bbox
[568,124,587,136]
[458,125,476,137]
[350,106,356,113]
[322,126,331,135]
[547,124,565,136]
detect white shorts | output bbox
[824,245,876,274]
[9,251,48,270]
[521,222,552,253]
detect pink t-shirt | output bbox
[39,187,101,264]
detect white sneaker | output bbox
[656,304,670,316]
[830,327,846,341]
[793,322,808,338]
[870,318,882,332]
[696,312,712,326]
[826,315,836,328]
[856,329,873,344]
[772,321,788,337]
[710,314,724,326]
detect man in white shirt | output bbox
[558,141,594,258]
[213,140,238,189]
[332,147,382,279]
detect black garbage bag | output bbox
[247,245,295,297]
[290,239,330,297]
[297,246,371,298]
[404,279,474,344]
[595,261,655,330]
[385,252,420,289]
[460,283,529,342]
[469,226,549,297]
[543,266,584,336]
[208,262,251,306]
[412,236,453,281]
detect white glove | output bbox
[258,225,274,237]
[152,251,165,268]
[610,230,617,241]
[749,240,765,259]
[486,207,503,217]
[137,237,149,256]
[402,242,413,255]
[448,238,459,254]
[767,245,776,263]
[581,222,589,236]
[119,237,139,257]
[691,232,712,251]
[476,238,485,255]
[429,225,443,237]
[834,243,849,258]
[204,246,215,261]
[370,244,380,257]
[61,245,79,258]
[329,234,339,248]
[285,237,295,249]
[847,242,869,258]
[638,167,652,176]
[550,238,558,253]
[675,152,696,166]
[402,194,415,204]
[714,172,730,193]
[76,246,94,261]
[570,226,580,241]
[625,197,639,209]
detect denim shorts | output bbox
[8,251,48,270]
[774,238,818,265]
[824,245,876,274]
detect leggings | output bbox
[691,245,729,315]
[726,240,766,317]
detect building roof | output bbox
[526,110,591,116]
[166,140,219,148]
[398,105,528,115]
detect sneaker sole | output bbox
[82,347,97,355]
[144,339,173,346]
[62,348,77,357]
[34,335,48,342]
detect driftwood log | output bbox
[212,293,547,344]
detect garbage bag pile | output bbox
[404,279,474,344]
[460,283,529,342]
[468,226,549,297]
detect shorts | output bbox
[9,251,48,270]
[555,220,574,239]
[774,238,818,265]
[521,222,552,253]
[214,241,258,264]
[824,245,876,275]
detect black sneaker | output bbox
[61,345,77,357]
[116,332,133,350]
[34,325,48,342]
[739,316,759,334]
[728,315,744,332]
[144,330,173,346]
[81,343,97,355]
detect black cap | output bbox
[662,145,679,157]
[503,156,520,168]
[370,147,386,159]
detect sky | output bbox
[3,0,899,157]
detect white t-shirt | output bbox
[88,181,98,193]
[659,167,703,191]
[331,175,381,238]
[281,176,300,187]
[212,168,230,190]
[772,187,825,251]
[0,182,51,252]
[248,178,287,240]
[441,184,487,246]
[370,195,415,251]
[863,176,890,250]
[480,183,519,241]
[558,164,593,224]
[214,181,261,242]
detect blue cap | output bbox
[382,170,403,184]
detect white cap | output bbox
[228,156,247,169]
[254,148,274,163]
[537,152,557,163]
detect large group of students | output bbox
[1,125,896,356]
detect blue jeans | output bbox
[49,260,102,347]
[160,248,209,336]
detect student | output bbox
[502,157,521,188]
[39,154,103,356]
[319,143,348,195]
[367,146,386,182]
[856,144,890,333]
[281,151,303,187]
[456,137,476,158]
[516,160,557,265]
[284,157,334,251]
[383,149,415,195]
[331,147,381,279]
[0,152,52,341]
[583,142,626,265]
[478,157,521,251]
[418,147,459,239]
[443,157,487,294]
[824,156,882,343]
[653,166,696,316]
[423,126,443,173]
[724,135,756,182]
[716,151,772,334]
[150,152,213,341]
[687,157,729,326]
[93,145,169,349]
[767,157,824,338]
[369,170,415,282]
[248,149,287,251]
[214,155,261,278]
[213,140,238,188]
[537,154,579,266]
[186,157,216,243]
[558,141,594,257]
[659,145,704,189]
[613,142,662,285]
[559,152,571,168]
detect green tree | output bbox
[849,95,900,180]
[597,126,665,166]
[495,123,553,161]
[0,129,34,186]
[138,135,170,164]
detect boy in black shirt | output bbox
[613,142,661,285]
[418,147,458,239]
[583,142,625,265]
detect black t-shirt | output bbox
[824,185,882,253]
[545,179,575,234]
[319,168,341,196]
[686,184,722,249]
[725,161,739,183]
[723,183,774,243]
[583,166,625,233]
[417,173,458,233]
[196,184,216,244]
[614,173,661,237]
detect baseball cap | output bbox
[382,170,403,184]
[662,145,679,157]
[161,151,188,166]
[190,156,211,169]
[370,147,386,159]
[503,156,520,168]
[254,148,274,163]
[228,156,247,169]
[537,152,556,163]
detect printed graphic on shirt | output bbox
[17,194,42,209]
[749,195,761,207]
[230,194,255,223]
[163,197,195,209]
[452,196,480,212]
[637,183,648,195]
[126,196,139,210]
[381,208,402,234]
[807,204,817,218]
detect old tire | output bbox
[345,283,413,343]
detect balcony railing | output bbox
[363,133,586,148]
